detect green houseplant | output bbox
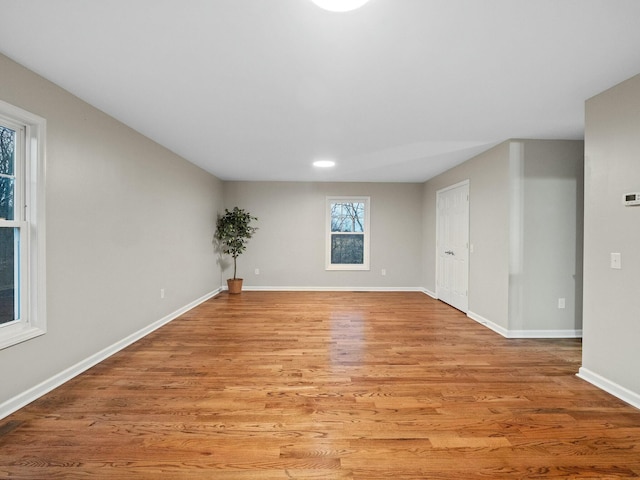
[215,207,258,294]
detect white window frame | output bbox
[325,196,370,271]
[0,99,46,350]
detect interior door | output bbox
[436,181,469,312]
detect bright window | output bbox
[326,196,370,270]
[0,100,46,350]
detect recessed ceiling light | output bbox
[310,0,371,13]
[313,160,336,168]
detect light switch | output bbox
[611,252,622,269]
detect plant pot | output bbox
[227,278,243,294]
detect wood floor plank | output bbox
[1,291,639,479]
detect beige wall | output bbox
[422,139,584,336]
[423,142,511,329]
[0,54,224,407]
[517,140,584,333]
[0,46,613,414]
[223,181,423,289]
[581,73,640,405]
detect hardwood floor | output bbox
[1,291,639,479]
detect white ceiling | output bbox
[1,0,640,182]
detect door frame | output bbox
[435,179,470,312]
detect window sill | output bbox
[0,325,46,350]
[326,265,371,271]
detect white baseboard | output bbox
[506,329,583,339]
[467,311,582,339]
[421,288,437,298]
[467,311,510,337]
[0,288,222,421]
[241,286,425,292]
[577,367,640,410]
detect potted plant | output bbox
[215,207,258,294]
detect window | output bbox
[0,100,46,349]
[326,196,370,270]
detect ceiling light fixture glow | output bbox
[313,160,336,168]
[310,0,371,13]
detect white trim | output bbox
[467,310,581,339]
[467,310,510,337]
[0,100,47,350]
[0,288,222,420]
[421,288,437,298]
[506,329,582,339]
[326,196,370,271]
[577,367,640,410]
[436,179,470,194]
[467,312,582,338]
[242,286,424,292]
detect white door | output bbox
[436,181,469,312]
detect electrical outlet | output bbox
[611,253,622,269]
[558,298,565,309]
[160,288,165,299]
[381,268,386,276]
[255,268,260,275]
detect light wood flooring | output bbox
[1,291,639,479]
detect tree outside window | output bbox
[0,99,46,350]
[326,197,370,270]
[0,125,17,325]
